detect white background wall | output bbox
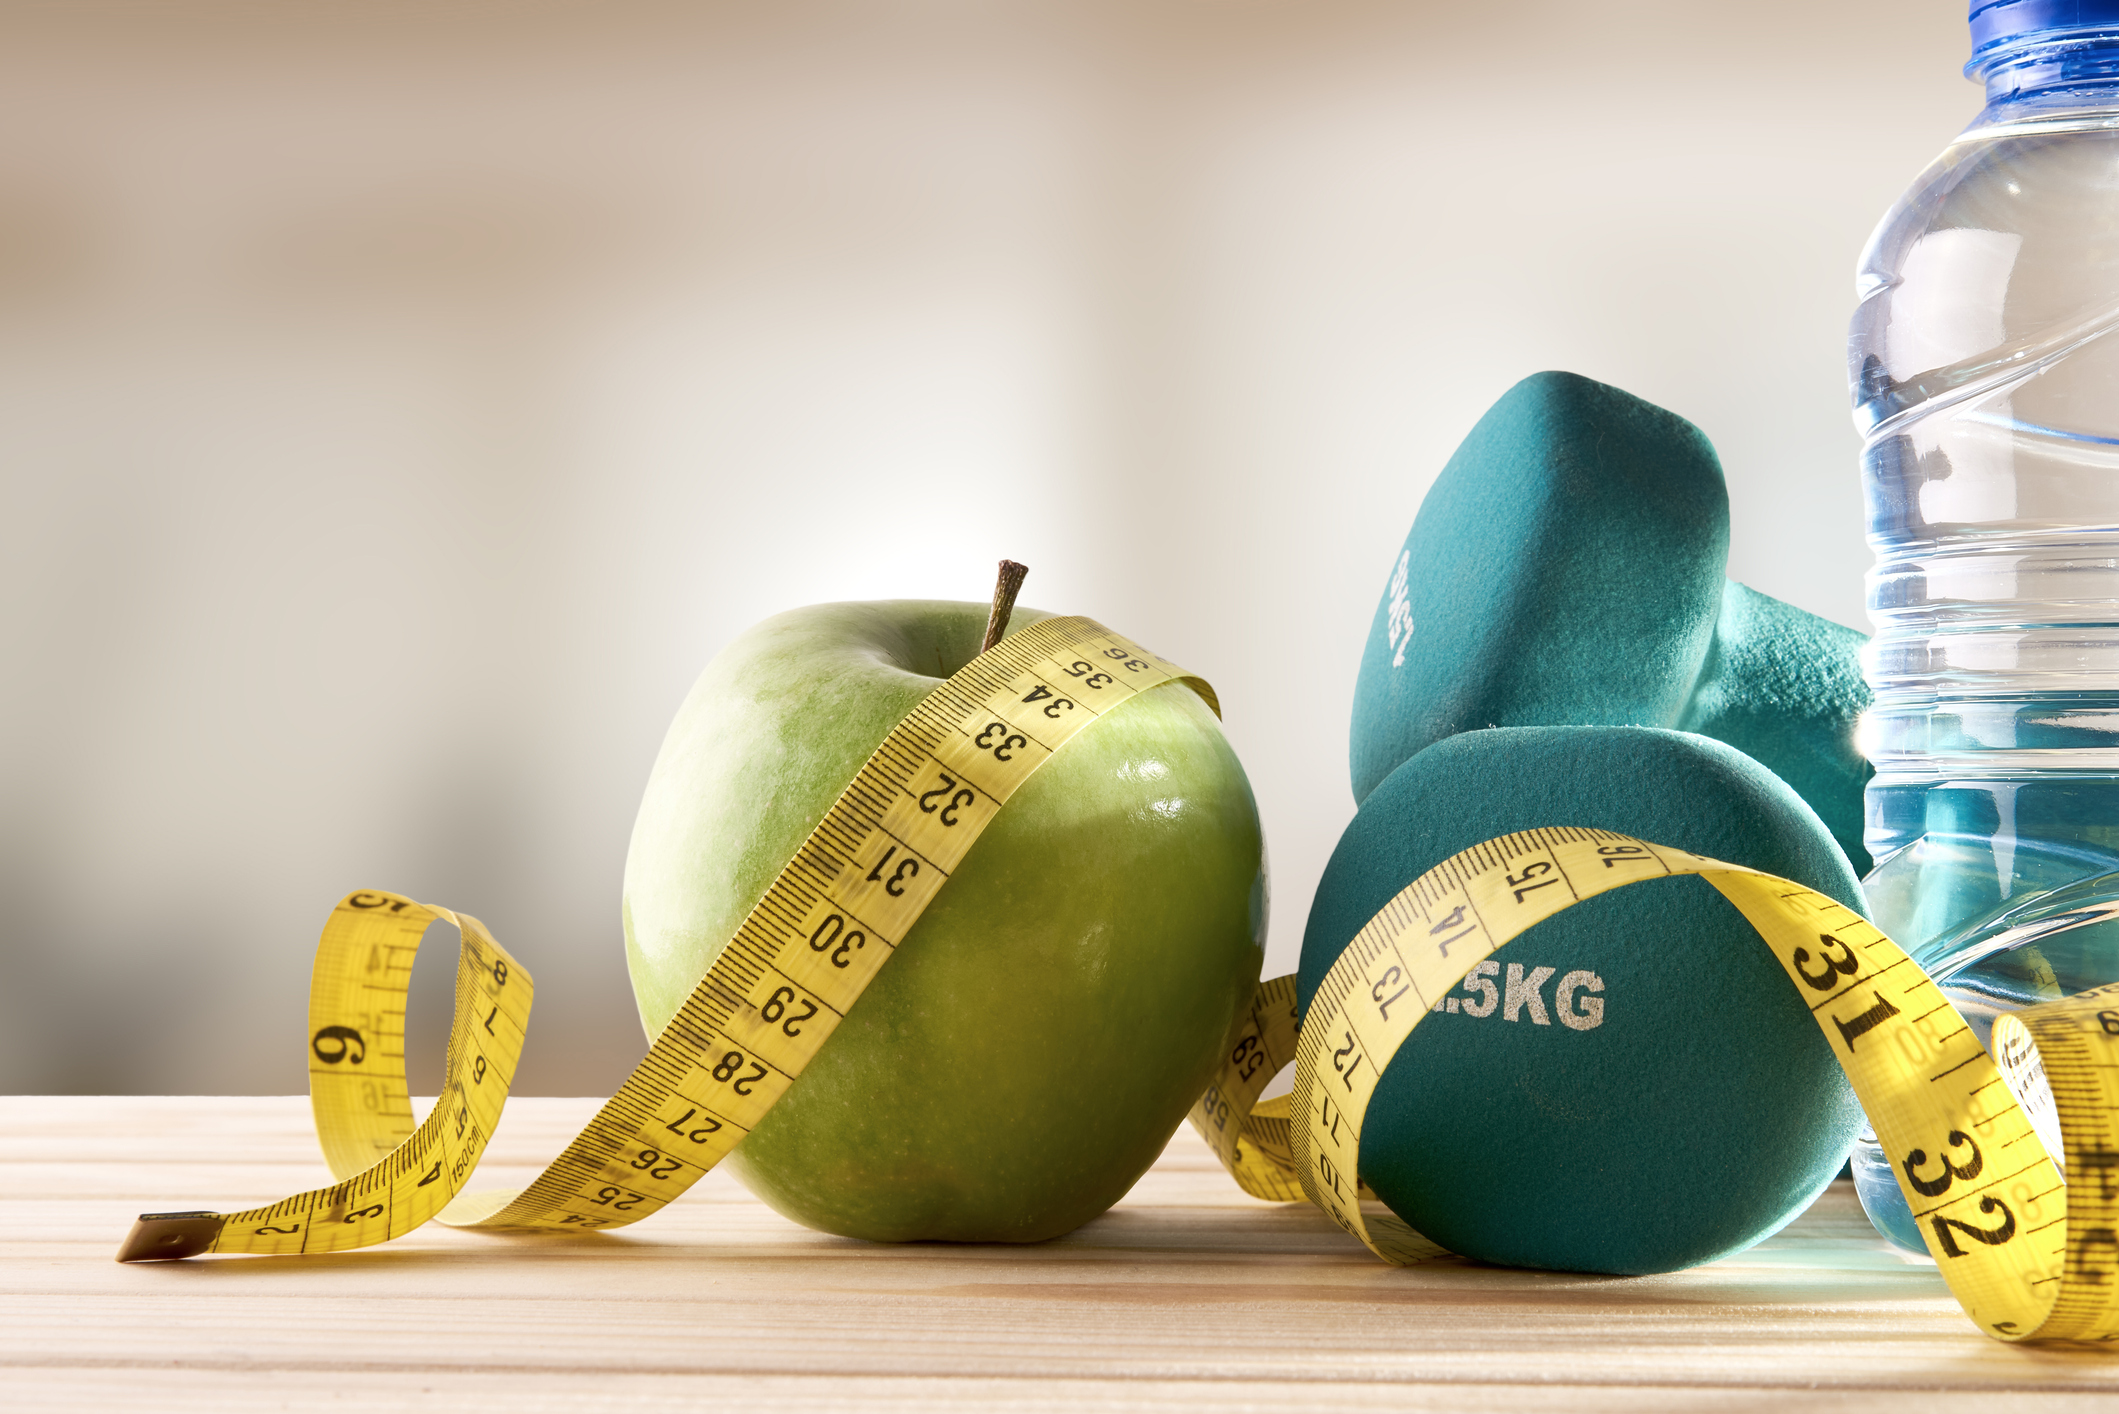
[0,1,1972,1094]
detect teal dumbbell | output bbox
[1350,371,1873,872]
[1298,725,1865,1274]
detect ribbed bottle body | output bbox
[1851,72,2119,1251]
[1857,103,2119,906]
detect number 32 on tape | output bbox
[114,616,1213,1264]
[1187,826,2119,1345]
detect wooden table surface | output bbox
[7,1096,2119,1411]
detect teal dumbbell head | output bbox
[1351,371,1874,872]
[1298,725,1866,1275]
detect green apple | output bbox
[622,599,1268,1242]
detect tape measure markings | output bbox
[118,618,1208,1263]
[496,625,1194,1229]
[193,897,529,1257]
[1714,868,2075,1333]
[1190,975,1305,1203]
[2026,1002,2119,1335]
[115,615,2119,1346]
[486,624,1171,1227]
[1184,826,2119,1341]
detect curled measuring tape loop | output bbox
[109,621,2119,1347]
[116,616,1212,1264]
[1186,826,2119,1344]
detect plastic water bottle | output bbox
[1849,1,2119,1252]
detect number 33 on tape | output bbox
[114,617,1213,1264]
[108,610,2119,1348]
[1186,826,2119,1345]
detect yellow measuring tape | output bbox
[112,614,2119,1347]
[116,615,1209,1262]
[1187,827,2119,1344]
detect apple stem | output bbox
[982,560,1030,653]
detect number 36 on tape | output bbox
[110,610,2119,1346]
[113,616,1213,1265]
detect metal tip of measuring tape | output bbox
[116,1212,225,1262]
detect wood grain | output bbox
[5,1095,2118,1411]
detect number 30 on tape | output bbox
[114,616,1213,1264]
[1187,826,2119,1345]
[111,604,2119,1346]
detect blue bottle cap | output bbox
[1971,0,2119,63]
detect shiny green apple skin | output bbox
[623,600,1267,1243]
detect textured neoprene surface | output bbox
[1349,372,1727,804]
[1679,583,1874,874]
[1349,370,1873,874]
[1298,726,1866,1276]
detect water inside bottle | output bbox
[1854,108,2119,1253]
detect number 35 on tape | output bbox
[110,608,2119,1347]
[114,616,1213,1263]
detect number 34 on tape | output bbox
[108,610,2119,1348]
[114,616,1214,1263]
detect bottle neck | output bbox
[1974,32,2119,121]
